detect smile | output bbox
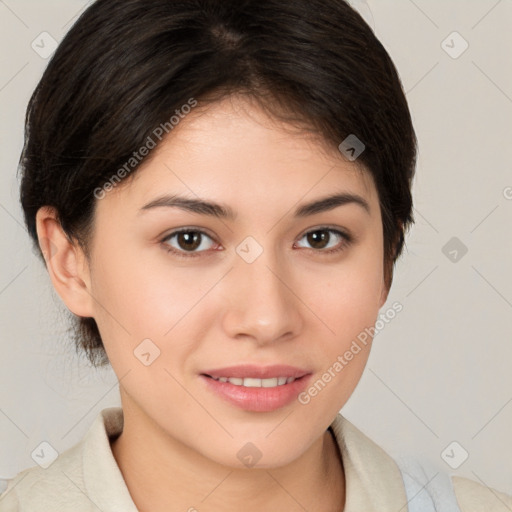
[207,376,297,387]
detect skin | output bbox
[36,94,390,512]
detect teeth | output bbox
[211,376,297,387]
[243,377,266,387]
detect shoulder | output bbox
[329,413,512,511]
[452,475,512,512]
[0,407,126,511]
[0,440,87,511]
[396,454,512,512]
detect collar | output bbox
[329,413,408,510]
[83,407,407,511]
[83,407,139,511]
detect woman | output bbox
[1,0,510,510]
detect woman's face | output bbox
[86,95,388,468]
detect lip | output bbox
[201,364,311,380]
[200,365,312,412]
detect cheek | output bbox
[303,240,384,337]
[89,243,219,369]
[297,239,384,398]
[90,239,184,330]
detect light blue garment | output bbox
[395,455,461,512]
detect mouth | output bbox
[199,364,312,412]
[204,375,299,388]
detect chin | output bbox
[196,433,314,471]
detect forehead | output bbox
[105,94,377,209]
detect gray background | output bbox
[1,0,511,497]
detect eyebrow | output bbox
[139,192,370,219]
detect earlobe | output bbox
[35,206,94,318]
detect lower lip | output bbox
[200,374,311,412]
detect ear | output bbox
[35,206,95,318]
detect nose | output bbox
[220,247,304,345]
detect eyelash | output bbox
[160,227,353,259]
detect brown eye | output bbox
[295,228,351,254]
[162,228,216,257]
[306,230,331,249]
[176,231,202,251]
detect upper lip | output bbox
[201,364,311,379]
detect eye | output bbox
[160,226,352,259]
[161,228,218,258]
[294,227,352,255]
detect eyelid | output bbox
[160,227,218,258]
[160,226,217,241]
[294,226,353,254]
[297,224,352,241]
